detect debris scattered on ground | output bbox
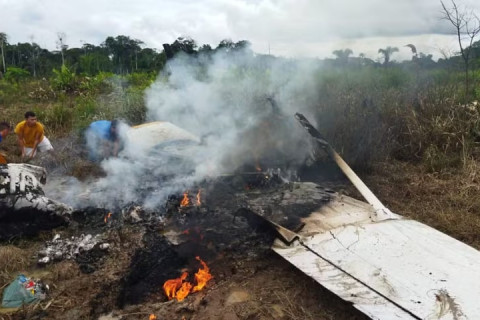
[1,274,48,308]
[37,233,109,272]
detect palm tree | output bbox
[332,48,353,65]
[405,44,418,60]
[378,46,399,65]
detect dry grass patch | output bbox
[47,261,80,282]
[0,246,30,289]
[361,159,480,249]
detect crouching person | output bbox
[15,111,53,160]
[85,120,121,161]
[0,122,11,164]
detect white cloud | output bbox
[1,0,479,59]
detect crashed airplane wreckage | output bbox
[265,114,480,320]
[1,118,480,319]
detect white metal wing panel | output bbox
[273,241,417,319]
[273,195,480,320]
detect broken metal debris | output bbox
[0,164,72,241]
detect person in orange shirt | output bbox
[15,111,53,160]
[0,122,11,164]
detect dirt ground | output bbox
[2,135,480,319]
[0,210,368,320]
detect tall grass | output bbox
[1,64,479,174]
[0,72,149,136]
[310,66,480,172]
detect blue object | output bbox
[18,274,27,283]
[0,134,2,143]
[1,275,37,308]
[88,120,112,140]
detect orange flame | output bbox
[149,315,157,320]
[192,256,213,292]
[104,212,112,223]
[196,189,202,206]
[162,257,213,301]
[176,282,193,301]
[163,272,188,301]
[180,192,190,207]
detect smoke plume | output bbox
[47,47,322,210]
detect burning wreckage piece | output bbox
[266,114,480,320]
[0,164,72,241]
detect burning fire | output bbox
[180,189,202,208]
[196,189,202,206]
[163,272,188,301]
[192,256,213,292]
[180,192,190,207]
[149,315,157,320]
[162,257,213,302]
[104,212,112,223]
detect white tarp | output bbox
[125,121,200,154]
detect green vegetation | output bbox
[0,32,480,175]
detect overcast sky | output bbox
[1,0,480,61]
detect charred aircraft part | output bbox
[0,164,72,241]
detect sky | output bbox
[1,0,480,61]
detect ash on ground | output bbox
[37,233,110,274]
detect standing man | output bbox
[85,120,120,161]
[0,122,11,164]
[15,111,53,160]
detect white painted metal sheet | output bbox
[274,195,480,320]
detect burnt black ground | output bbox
[113,174,334,312]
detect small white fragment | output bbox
[38,256,50,264]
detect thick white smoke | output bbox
[46,47,322,210]
[145,49,319,176]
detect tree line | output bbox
[0,34,251,78]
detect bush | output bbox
[4,67,30,83]
[78,72,114,95]
[0,79,21,104]
[93,82,147,125]
[73,96,97,129]
[126,72,156,89]
[28,79,56,101]
[51,65,77,93]
[34,101,74,134]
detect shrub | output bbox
[51,65,77,93]
[28,79,56,101]
[34,101,73,134]
[4,67,30,83]
[73,96,97,129]
[126,72,156,89]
